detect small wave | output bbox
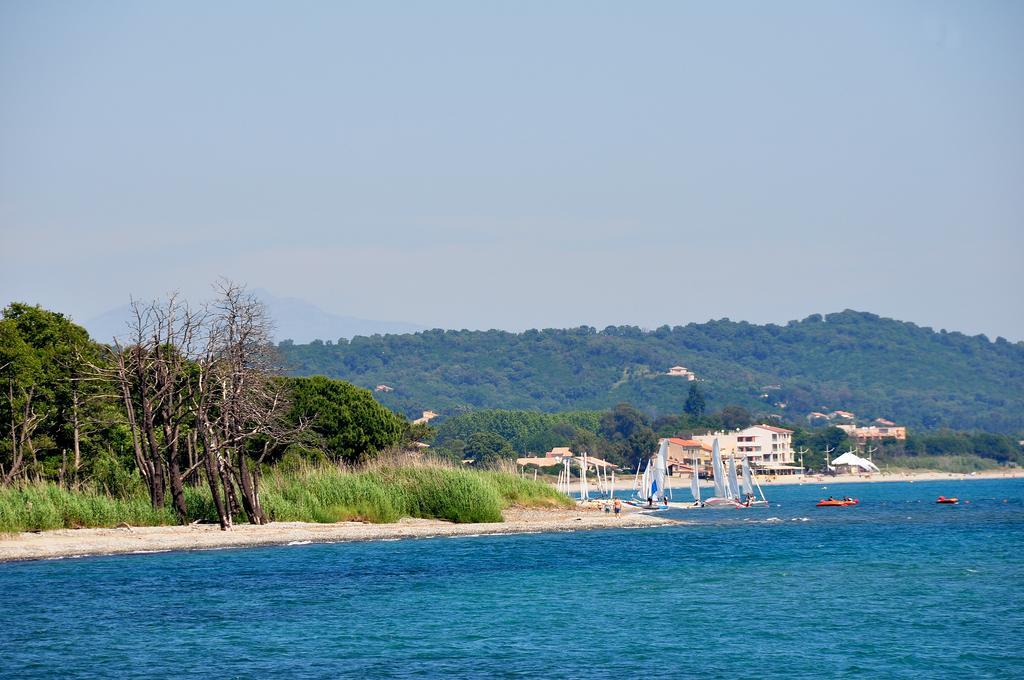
[765,517,783,523]
[286,541,311,546]
[791,517,810,522]
[130,549,170,554]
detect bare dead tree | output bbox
[2,377,42,484]
[191,281,296,529]
[83,282,299,530]
[101,295,202,521]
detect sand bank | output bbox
[0,504,678,563]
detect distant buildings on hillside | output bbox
[837,423,907,442]
[807,410,906,441]
[413,410,439,425]
[666,365,696,380]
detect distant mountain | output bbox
[278,311,1024,434]
[84,289,425,344]
[250,290,425,343]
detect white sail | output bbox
[637,459,652,501]
[727,457,740,499]
[653,439,668,501]
[741,456,754,496]
[690,456,701,502]
[579,454,589,501]
[711,438,727,498]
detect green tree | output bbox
[598,403,657,469]
[718,405,752,430]
[284,376,406,464]
[684,383,706,417]
[463,432,515,466]
[0,303,101,484]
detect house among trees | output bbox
[661,438,713,477]
[412,410,439,425]
[666,365,696,380]
[837,423,907,442]
[542,446,573,459]
[374,384,394,392]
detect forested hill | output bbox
[278,311,1024,433]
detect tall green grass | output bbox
[259,457,571,524]
[0,456,571,532]
[0,484,177,534]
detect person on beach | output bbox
[662,497,669,508]
[613,498,622,516]
[647,495,654,507]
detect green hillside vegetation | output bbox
[279,311,1024,433]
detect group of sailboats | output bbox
[627,437,768,510]
[699,438,768,508]
[626,439,671,510]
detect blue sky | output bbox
[1,1,1021,339]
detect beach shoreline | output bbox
[0,505,678,564]
[569,468,1022,491]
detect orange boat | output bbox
[816,498,859,507]
[936,496,959,504]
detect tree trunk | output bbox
[199,427,230,530]
[139,401,165,508]
[236,455,267,525]
[186,431,197,484]
[165,427,188,523]
[220,455,241,523]
[71,389,82,488]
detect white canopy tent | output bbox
[831,451,880,473]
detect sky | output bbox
[1,1,1022,340]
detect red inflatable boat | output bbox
[816,498,859,507]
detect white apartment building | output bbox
[693,424,801,475]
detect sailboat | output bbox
[689,454,703,507]
[740,456,769,507]
[703,438,741,508]
[627,439,671,510]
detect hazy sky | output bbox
[1,1,1022,339]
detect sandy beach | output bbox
[0,504,679,563]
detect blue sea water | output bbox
[2,478,1023,679]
